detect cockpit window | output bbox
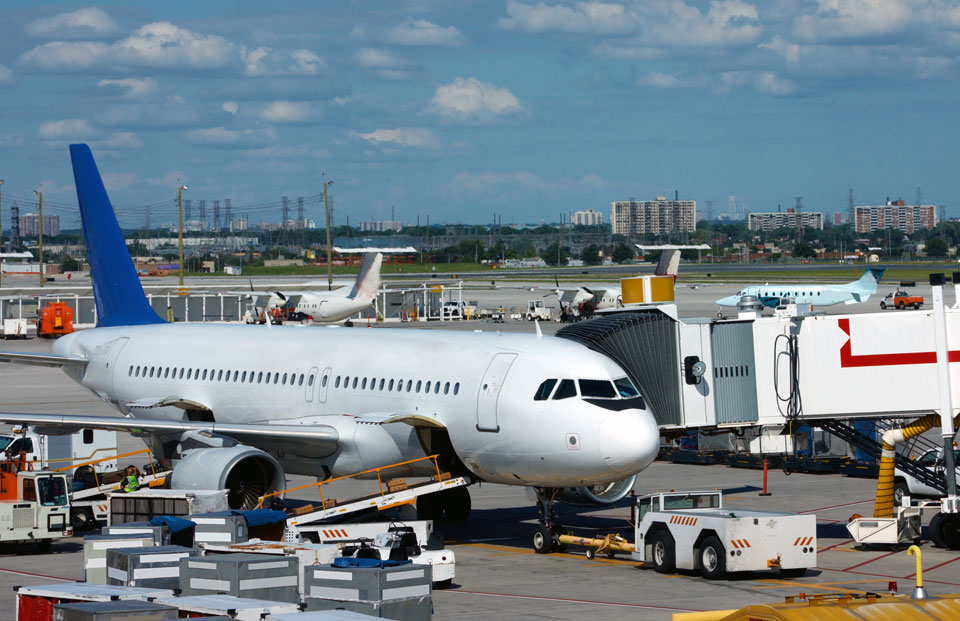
[553,379,577,400]
[578,379,617,399]
[534,379,557,401]
[614,376,640,398]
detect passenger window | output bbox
[299,374,304,386]
[406,380,412,392]
[180,368,185,380]
[352,377,358,389]
[164,368,170,379]
[233,371,239,382]
[128,366,133,376]
[389,379,395,390]
[257,371,263,383]
[242,371,247,382]
[335,376,341,388]
[553,379,577,400]
[444,382,450,395]
[434,382,440,394]
[202,369,207,381]
[379,378,385,390]
[284,373,289,385]
[308,374,314,387]
[274,372,280,384]
[186,368,192,380]
[370,378,376,391]
[454,382,460,395]
[321,375,327,387]
[425,381,431,393]
[361,377,367,389]
[579,379,617,399]
[218,370,223,381]
[534,379,557,401]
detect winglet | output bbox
[69,144,164,327]
[535,319,542,340]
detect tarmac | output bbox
[1,285,957,620]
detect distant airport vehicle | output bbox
[0,144,660,549]
[0,458,72,550]
[242,252,382,323]
[525,300,552,321]
[880,289,923,310]
[440,299,478,319]
[715,268,885,309]
[894,447,960,505]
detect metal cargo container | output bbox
[52,600,177,621]
[179,553,300,603]
[101,522,170,546]
[302,562,432,620]
[82,534,154,584]
[152,595,300,621]
[106,545,194,589]
[108,489,227,524]
[188,511,247,544]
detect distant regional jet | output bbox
[715,268,886,309]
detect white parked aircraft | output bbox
[715,268,886,309]
[0,145,660,548]
[241,252,382,323]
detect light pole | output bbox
[34,189,43,288]
[323,178,333,291]
[0,178,4,289]
[177,184,188,287]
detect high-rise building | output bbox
[832,212,842,227]
[20,213,60,237]
[571,208,603,226]
[853,199,936,234]
[747,211,824,232]
[611,196,696,235]
[359,220,402,233]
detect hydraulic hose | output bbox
[873,412,960,518]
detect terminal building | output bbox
[853,199,936,234]
[571,208,603,226]
[611,196,696,235]
[359,220,403,233]
[747,211,823,232]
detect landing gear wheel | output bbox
[585,549,596,560]
[648,531,676,573]
[779,567,807,578]
[699,536,726,579]
[416,494,441,521]
[930,512,960,549]
[893,481,909,507]
[533,526,553,554]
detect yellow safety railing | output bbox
[53,448,159,490]
[256,454,443,510]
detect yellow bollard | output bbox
[907,545,928,599]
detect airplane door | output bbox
[476,353,517,432]
[318,367,332,403]
[305,366,319,402]
[103,337,129,395]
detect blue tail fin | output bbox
[70,144,164,327]
[852,267,885,292]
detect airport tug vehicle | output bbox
[0,457,72,550]
[551,491,817,580]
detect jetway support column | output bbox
[932,274,958,511]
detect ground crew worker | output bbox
[121,465,140,493]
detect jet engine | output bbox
[169,446,285,510]
[558,474,638,506]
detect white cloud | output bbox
[355,48,406,69]
[638,71,703,88]
[25,7,120,39]
[720,71,794,95]
[0,64,11,84]
[427,77,522,122]
[355,128,441,149]
[96,78,159,99]
[794,0,913,43]
[260,101,313,123]
[592,42,663,60]
[444,171,552,196]
[759,36,802,63]
[244,47,323,76]
[19,41,111,71]
[183,127,276,147]
[222,101,238,114]
[114,22,237,69]
[101,172,139,191]
[385,19,465,46]
[499,1,633,34]
[147,171,189,188]
[39,118,96,140]
[100,132,143,149]
[579,173,606,189]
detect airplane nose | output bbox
[716,295,737,306]
[598,408,660,477]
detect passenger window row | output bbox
[333,375,460,396]
[128,364,315,388]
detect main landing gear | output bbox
[532,487,566,554]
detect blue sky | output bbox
[2,1,960,229]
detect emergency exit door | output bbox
[476,353,517,432]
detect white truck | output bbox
[632,490,816,579]
[894,447,960,506]
[524,300,552,321]
[0,427,118,476]
[0,465,73,551]
[441,300,478,320]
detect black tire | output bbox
[897,301,905,310]
[699,536,726,579]
[416,494,442,521]
[914,303,922,310]
[880,302,887,310]
[37,539,52,554]
[533,526,553,554]
[71,509,92,531]
[648,530,675,573]
[779,567,807,578]
[434,579,452,590]
[930,513,960,549]
[585,549,595,560]
[893,480,909,507]
[440,486,472,524]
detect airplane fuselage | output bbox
[716,284,864,308]
[294,290,375,322]
[53,324,659,488]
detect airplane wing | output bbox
[0,412,339,458]
[352,413,446,429]
[0,352,89,368]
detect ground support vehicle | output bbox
[340,523,455,589]
[893,446,960,506]
[37,301,74,337]
[846,497,942,548]
[631,491,816,579]
[880,290,924,309]
[440,300,478,320]
[0,460,73,551]
[3,317,29,339]
[524,300,552,321]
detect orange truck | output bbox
[38,302,75,337]
[879,290,924,310]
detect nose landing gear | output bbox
[532,487,566,554]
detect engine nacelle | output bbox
[558,474,638,506]
[169,446,285,510]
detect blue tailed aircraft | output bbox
[716,268,886,309]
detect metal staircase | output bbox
[817,418,947,494]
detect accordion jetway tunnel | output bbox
[559,273,960,549]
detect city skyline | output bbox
[1,2,958,230]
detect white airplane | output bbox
[0,145,660,549]
[715,268,886,309]
[241,252,382,323]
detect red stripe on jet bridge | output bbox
[838,318,960,368]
